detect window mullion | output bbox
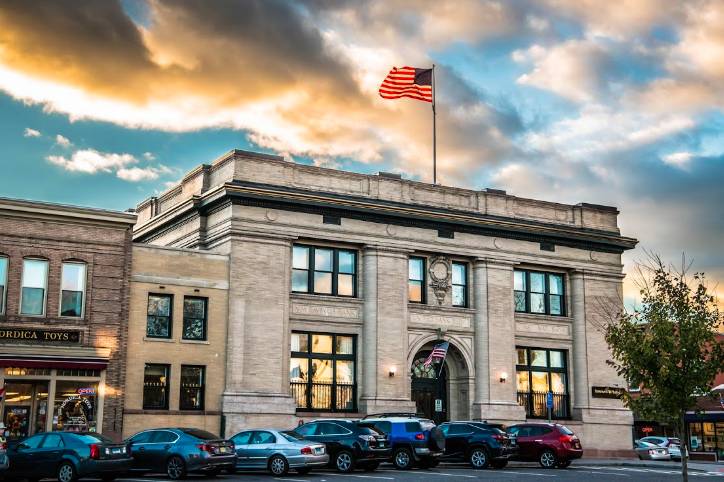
[309,247,315,295]
[332,249,338,296]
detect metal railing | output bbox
[290,381,356,412]
[517,391,570,419]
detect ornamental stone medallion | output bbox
[428,255,451,305]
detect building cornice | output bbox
[0,196,136,227]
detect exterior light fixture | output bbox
[389,366,397,377]
[499,372,508,383]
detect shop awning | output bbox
[0,355,108,370]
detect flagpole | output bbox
[432,64,437,185]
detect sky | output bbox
[0,0,722,307]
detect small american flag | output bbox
[423,341,449,368]
[378,66,433,103]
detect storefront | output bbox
[0,343,110,440]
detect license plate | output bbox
[314,447,324,455]
[219,447,228,453]
[511,440,517,446]
[112,448,121,454]
[378,443,385,447]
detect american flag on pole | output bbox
[378,66,433,103]
[423,341,449,368]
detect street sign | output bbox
[546,392,554,409]
[435,399,443,412]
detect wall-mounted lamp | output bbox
[389,366,397,377]
[499,372,508,383]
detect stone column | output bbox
[472,259,489,406]
[359,246,416,414]
[221,234,297,432]
[570,270,590,413]
[472,259,526,422]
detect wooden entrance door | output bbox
[411,353,448,424]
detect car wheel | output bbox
[469,448,490,469]
[539,449,557,469]
[335,450,355,473]
[557,460,572,469]
[167,456,187,480]
[296,467,311,475]
[57,462,77,482]
[492,460,508,469]
[393,447,413,470]
[269,455,289,476]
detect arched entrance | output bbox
[410,341,471,424]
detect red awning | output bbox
[0,356,108,370]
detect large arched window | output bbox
[411,354,439,379]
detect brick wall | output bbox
[0,211,133,440]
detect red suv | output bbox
[507,423,582,468]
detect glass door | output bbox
[2,381,49,440]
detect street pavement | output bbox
[113,461,724,481]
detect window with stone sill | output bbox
[60,262,86,317]
[514,269,565,316]
[0,256,7,315]
[292,244,357,297]
[143,363,170,410]
[20,258,49,316]
[182,296,207,341]
[180,365,205,410]
[147,293,173,338]
[408,257,426,303]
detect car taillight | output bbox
[359,435,375,442]
[648,449,656,455]
[415,433,425,440]
[559,435,573,443]
[89,444,101,459]
[197,443,211,452]
[0,442,7,450]
[300,446,313,455]
[493,434,506,441]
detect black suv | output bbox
[293,419,390,472]
[439,421,517,469]
[360,414,445,469]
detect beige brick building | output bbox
[131,149,638,455]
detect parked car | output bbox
[125,428,235,480]
[360,414,445,469]
[507,423,583,468]
[634,440,671,460]
[228,429,327,476]
[0,426,8,475]
[638,436,681,461]
[292,419,390,472]
[438,421,517,469]
[5,432,132,482]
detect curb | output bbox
[574,461,718,473]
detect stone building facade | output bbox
[0,197,135,441]
[132,149,638,455]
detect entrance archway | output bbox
[410,340,471,423]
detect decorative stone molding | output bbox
[428,255,451,305]
[515,319,572,339]
[409,310,473,330]
[290,299,362,321]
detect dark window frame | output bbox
[291,244,358,298]
[290,331,357,412]
[514,269,566,316]
[179,364,206,411]
[59,261,87,318]
[182,296,208,341]
[515,346,570,419]
[451,261,468,308]
[0,255,8,315]
[408,256,426,304]
[143,363,170,410]
[146,293,173,339]
[20,257,49,317]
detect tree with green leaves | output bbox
[604,255,723,482]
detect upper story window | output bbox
[408,257,426,303]
[180,365,205,410]
[20,258,49,316]
[0,256,7,315]
[60,262,86,317]
[143,363,170,410]
[147,294,173,338]
[182,296,207,341]
[452,262,468,307]
[514,269,565,316]
[292,245,357,297]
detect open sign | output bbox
[77,388,96,395]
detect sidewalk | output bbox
[573,457,724,473]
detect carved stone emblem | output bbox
[428,256,451,305]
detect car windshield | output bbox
[74,433,115,444]
[357,426,383,435]
[280,431,303,442]
[181,429,218,440]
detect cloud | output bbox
[661,151,693,168]
[117,165,171,181]
[23,127,41,137]
[142,151,155,160]
[46,149,137,174]
[55,134,71,147]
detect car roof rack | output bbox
[361,412,426,419]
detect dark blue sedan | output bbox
[125,428,235,479]
[6,432,132,482]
